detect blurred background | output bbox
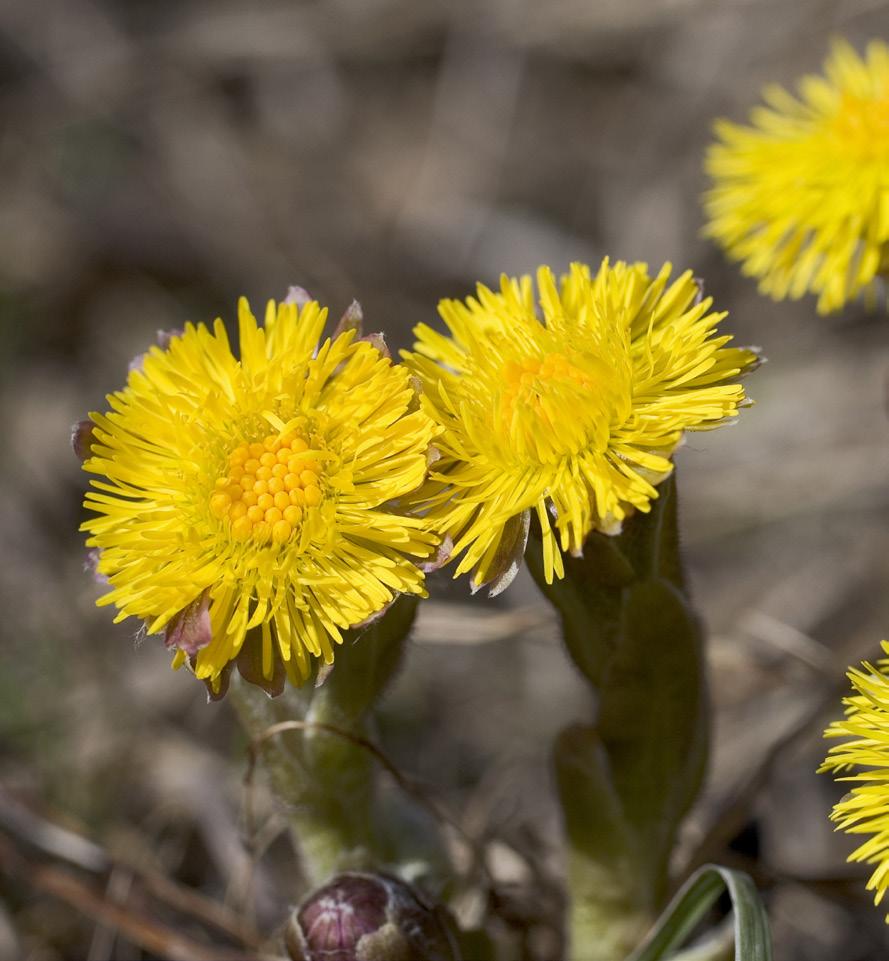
[2,1,889,958]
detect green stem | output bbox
[568,881,653,961]
[230,673,379,882]
[229,595,448,886]
[554,726,655,961]
[530,475,708,961]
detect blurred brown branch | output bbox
[0,788,269,959]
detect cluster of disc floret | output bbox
[209,430,325,546]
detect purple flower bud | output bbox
[285,873,460,961]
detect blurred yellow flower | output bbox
[822,641,889,918]
[704,39,889,314]
[403,260,757,590]
[81,298,437,696]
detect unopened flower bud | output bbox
[285,872,459,961]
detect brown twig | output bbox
[0,788,262,949]
[139,857,262,946]
[0,836,276,961]
[87,865,134,961]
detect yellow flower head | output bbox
[704,38,889,314]
[80,297,438,696]
[402,260,758,591]
[821,642,889,918]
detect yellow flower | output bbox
[821,642,889,918]
[402,260,757,591]
[704,38,889,314]
[81,297,438,696]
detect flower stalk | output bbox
[232,595,448,886]
[528,476,708,961]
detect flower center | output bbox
[495,351,613,464]
[500,353,595,429]
[831,87,889,160]
[209,430,325,546]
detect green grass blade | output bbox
[625,864,772,961]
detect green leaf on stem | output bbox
[597,578,707,902]
[526,474,683,688]
[526,527,634,687]
[615,473,685,592]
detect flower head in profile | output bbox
[80,296,438,697]
[402,260,758,591]
[704,38,889,314]
[821,641,889,918]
